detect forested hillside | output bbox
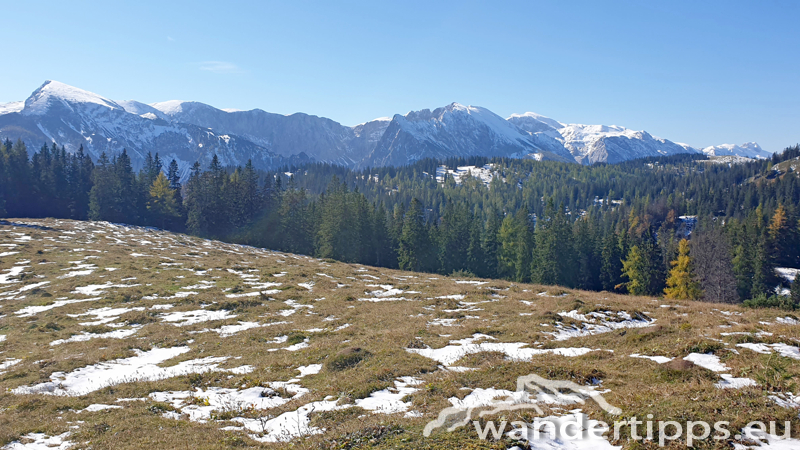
[1,139,799,305]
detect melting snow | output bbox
[406,334,596,366]
[159,309,237,326]
[50,326,142,346]
[547,310,653,341]
[630,354,672,364]
[79,404,123,412]
[12,346,249,396]
[716,374,758,389]
[355,377,423,415]
[72,282,140,296]
[684,353,729,372]
[15,297,102,317]
[738,343,800,360]
[2,432,74,450]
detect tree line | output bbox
[1,139,799,306]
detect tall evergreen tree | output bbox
[398,198,428,272]
[600,230,623,291]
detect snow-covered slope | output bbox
[359,103,574,168]
[0,101,24,115]
[702,142,772,159]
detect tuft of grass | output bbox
[326,347,372,372]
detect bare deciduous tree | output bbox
[692,225,740,303]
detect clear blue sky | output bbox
[3,0,798,152]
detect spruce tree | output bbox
[600,231,623,291]
[481,209,501,279]
[398,199,427,272]
[621,245,648,295]
[88,153,115,221]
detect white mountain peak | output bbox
[507,111,564,130]
[702,142,771,159]
[149,100,192,115]
[22,80,122,116]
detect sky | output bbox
[2,0,799,152]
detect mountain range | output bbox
[0,81,772,176]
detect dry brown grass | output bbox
[0,218,798,449]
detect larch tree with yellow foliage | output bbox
[147,172,181,229]
[664,239,702,300]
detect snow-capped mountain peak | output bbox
[149,100,193,115]
[0,101,24,115]
[702,142,772,159]
[359,102,575,167]
[507,112,564,130]
[397,102,534,147]
[22,80,123,116]
[508,111,702,164]
[0,80,770,171]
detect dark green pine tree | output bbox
[6,139,32,216]
[533,199,572,286]
[239,160,261,225]
[204,154,231,236]
[730,219,755,300]
[112,149,140,223]
[88,152,117,221]
[166,159,184,209]
[573,216,600,291]
[466,214,485,277]
[316,177,352,261]
[371,202,395,268]
[279,187,313,255]
[481,208,502,279]
[599,229,623,291]
[0,140,7,217]
[398,198,429,272]
[183,161,208,235]
[438,201,470,275]
[791,276,800,308]
[632,226,666,296]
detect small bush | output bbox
[84,325,114,334]
[449,269,476,278]
[743,293,798,310]
[683,341,723,354]
[325,347,371,372]
[126,311,158,324]
[43,321,63,331]
[286,332,306,346]
[207,298,261,311]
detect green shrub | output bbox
[743,293,798,310]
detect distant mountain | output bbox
[0,81,770,172]
[507,113,700,164]
[0,81,284,177]
[360,103,574,168]
[148,100,388,166]
[701,142,772,159]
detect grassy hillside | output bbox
[0,219,798,449]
